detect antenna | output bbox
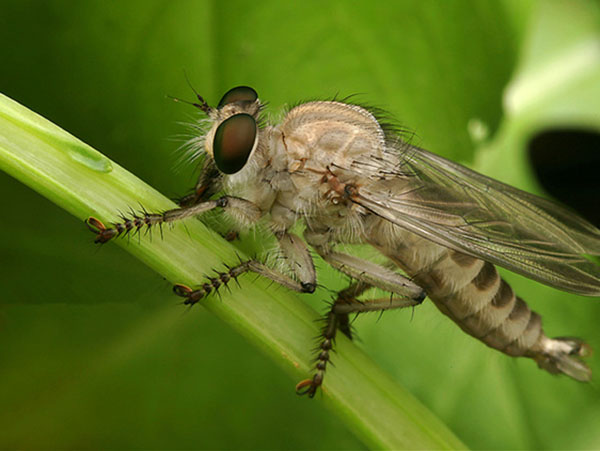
[166,71,212,114]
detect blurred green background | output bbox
[1,0,600,449]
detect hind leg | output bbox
[296,281,424,398]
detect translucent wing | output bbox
[349,144,600,296]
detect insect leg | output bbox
[173,257,316,306]
[310,243,426,302]
[275,231,317,292]
[178,156,222,207]
[296,281,421,398]
[174,229,318,304]
[86,196,261,244]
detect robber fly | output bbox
[87,86,600,397]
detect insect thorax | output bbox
[223,100,388,237]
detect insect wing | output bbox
[413,148,600,253]
[352,145,600,296]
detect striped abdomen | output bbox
[370,227,591,381]
[409,251,542,357]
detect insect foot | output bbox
[85,216,119,244]
[296,311,338,398]
[173,261,254,306]
[85,210,164,244]
[173,283,212,306]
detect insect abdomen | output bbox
[414,253,544,356]
[372,228,592,381]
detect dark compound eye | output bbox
[213,113,257,174]
[217,86,258,109]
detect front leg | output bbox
[177,155,222,207]
[86,196,261,243]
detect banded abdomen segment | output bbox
[374,232,591,381]
[414,253,544,357]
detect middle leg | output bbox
[174,231,318,305]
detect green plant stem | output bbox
[0,93,466,450]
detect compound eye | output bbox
[213,113,257,174]
[217,86,258,109]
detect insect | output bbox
[87,86,600,397]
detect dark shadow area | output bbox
[529,128,600,227]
